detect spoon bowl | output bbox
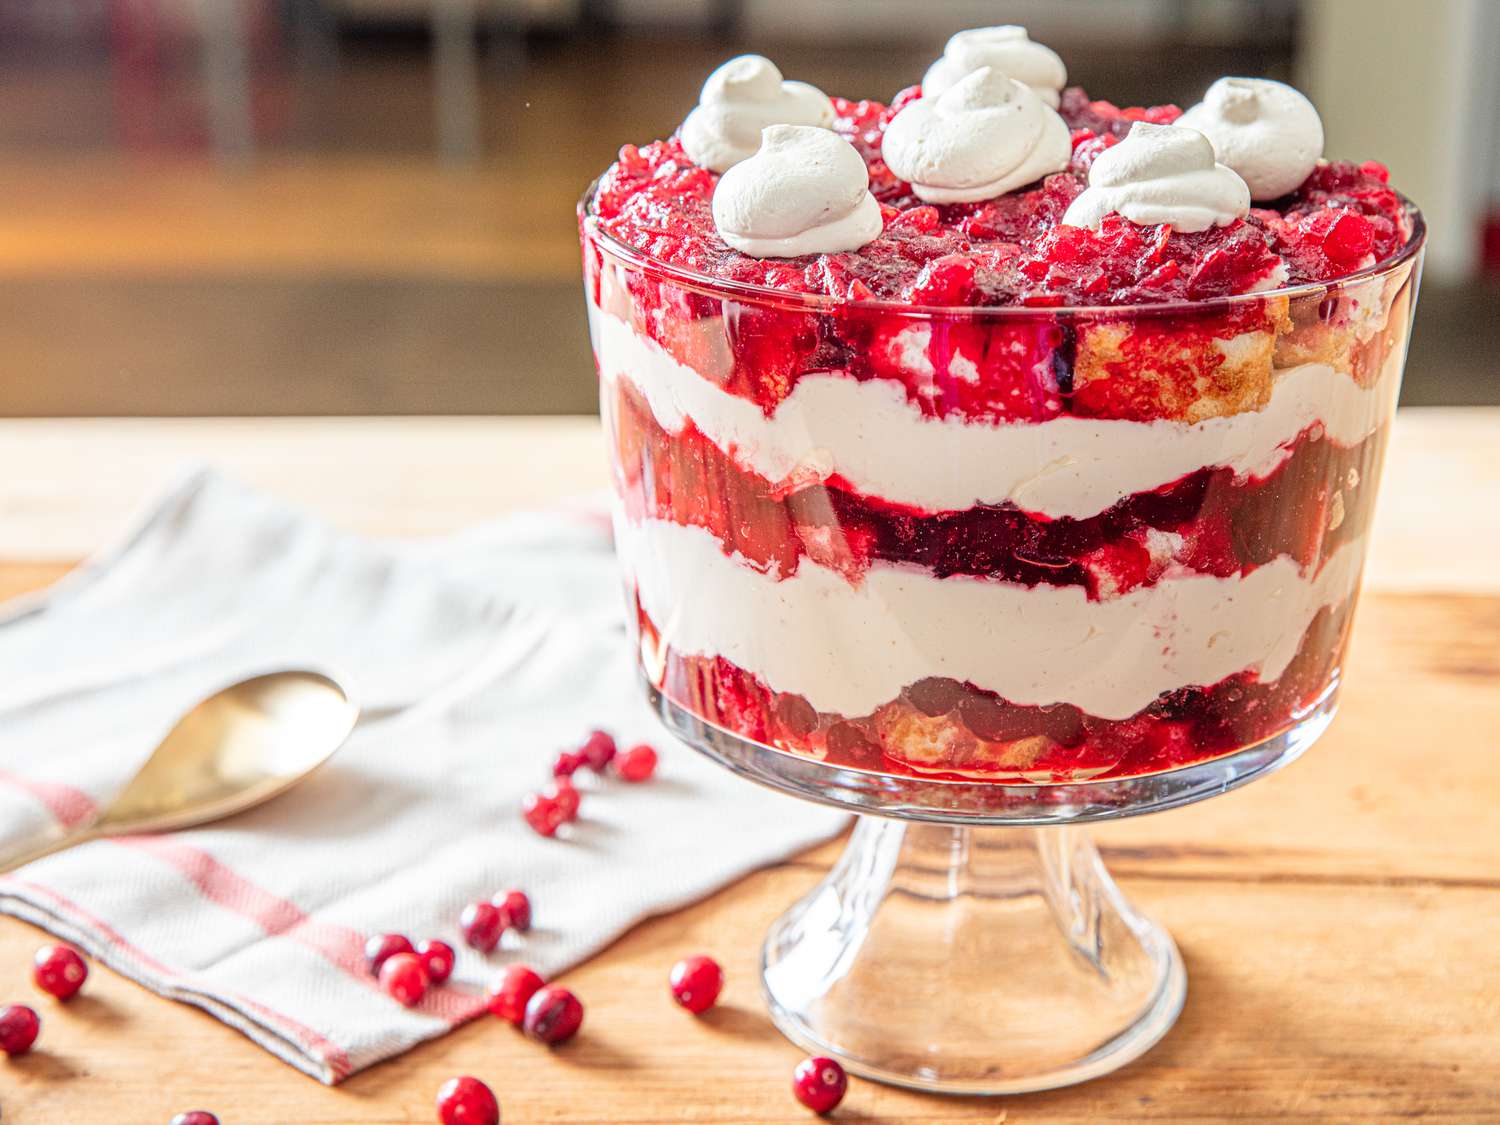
[0,671,357,872]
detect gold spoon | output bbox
[0,671,358,873]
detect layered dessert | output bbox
[581,30,1422,783]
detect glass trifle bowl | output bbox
[579,89,1424,1092]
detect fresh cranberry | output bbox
[668,955,724,1014]
[0,1005,40,1055]
[792,1056,848,1114]
[486,964,545,1026]
[460,901,506,953]
[169,1113,220,1125]
[613,743,658,783]
[552,750,582,779]
[493,889,532,933]
[32,944,88,1001]
[363,932,414,976]
[379,952,429,1007]
[549,780,581,822]
[416,939,455,985]
[435,1075,500,1125]
[522,986,583,1045]
[579,729,617,771]
[521,791,565,837]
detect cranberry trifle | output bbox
[581,30,1422,784]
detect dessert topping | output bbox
[1062,122,1250,233]
[712,125,884,257]
[882,67,1071,204]
[680,55,835,172]
[921,26,1066,107]
[1178,76,1324,201]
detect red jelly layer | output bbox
[638,598,1353,783]
[589,85,1410,307]
[609,371,1389,595]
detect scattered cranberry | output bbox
[521,791,565,837]
[363,932,414,976]
[0,1005,40,1056]
[435,1075,500,1125]
[493,889,532,933]
[523,985,583,1045]
[552,750,582,779]
[549,780,581,822]
[579,729,616,771]
[379,952,429,1007]
[32,944,88,1001]
[460,901,506,953]
[614,743,658,783]
[792,1056,848,1114]
[169,1113,220,1125]
[487,964,545,1026]
[668,955,724,1014]
[416,939,456,985]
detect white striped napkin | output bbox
[0,469,844,1083]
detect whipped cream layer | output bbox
[621,516,1365,721]
[589,301,1400,520]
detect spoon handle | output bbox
[0,830,88,876]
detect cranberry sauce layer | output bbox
[638,597,1352,783]
[589,87,1411,309]
[609,372,1389,595]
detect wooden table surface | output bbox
[1,411,1498,1124]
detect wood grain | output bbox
[0,420,1497,1123]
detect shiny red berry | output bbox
[33,944,88,1001]
[435,1075,500,1125]
[552,750,582,779]
[549,780,581,821]
[523,985,583,1045]
[614,743,658,782]
[416,939,456,985]
[460,901,505,953]
[486,963,545,1026]
[492,889,532,933]
[0,1005,40,1055]
[379,952,429,1007]
[792,1056,847,1114]
[364,932,414,976]
[521,791,565,837]
[668,955,724,1014]
[579,729,616,771]
[169,1113,220,1125]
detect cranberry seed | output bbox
[549,780,581,822]
[521,791,565,837]
[579,729,616,771]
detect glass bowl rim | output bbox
[579,180,1426,318]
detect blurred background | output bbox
[1,0,1496,416]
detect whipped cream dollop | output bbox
[921,26,1067,107]
[1062,122,1251,233]
[1177,77,1324,201]
[679,55,835,172]
[712,125,884,258]
[882,67,1071,204]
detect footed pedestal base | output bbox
[762,819,1185,1094]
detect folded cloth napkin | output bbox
[0,470,845,1083]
